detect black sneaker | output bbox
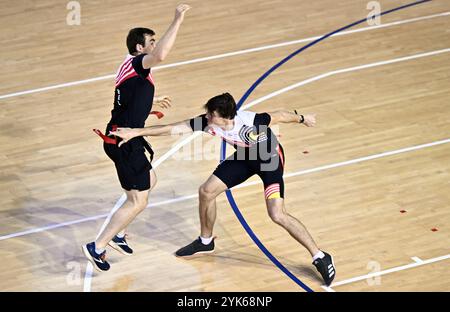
[313,251,336,286]
[82,242,110,272]
[175,237,215,257]
[108,235,133,256]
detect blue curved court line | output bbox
[220,0,432,292]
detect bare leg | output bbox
[118,169,158,238]
[266,198,320,257]
[198,174,228,238]
[95,189,149,249]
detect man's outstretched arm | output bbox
[109,120,193,147]
[268,110,316,127]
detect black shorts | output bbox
[103,139,152,191]
[213,145,285,199]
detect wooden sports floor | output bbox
[0,0,449,292]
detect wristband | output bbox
[294,110,304,123]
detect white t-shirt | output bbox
[189,110,279,157]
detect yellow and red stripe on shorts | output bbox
[265,183,281,199]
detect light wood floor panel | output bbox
[0,0,449,291]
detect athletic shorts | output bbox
[213,145,285,199]
[103,138,152,191]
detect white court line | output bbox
[323,253,450,290]
[236,138,450,189]
[411,256,424,264]
[241,48,450,110]
[0,11,448,100]
[0,193,198,241]
[1,48,448,244]
[0,213,108,241]
[83,263,94,292]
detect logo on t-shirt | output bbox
[116,89,122,106]
[239,126,268,145]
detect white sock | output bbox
[200,236,213,245]
[116,231,126,239]
[312,251,325,261]
[95,246,105,255]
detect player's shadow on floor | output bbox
[134,204,206,248]
[4,189,322,288]
[130,202,323,285]
[6,187,206,277]
[2,195,118,279]
[284,263,322,284]
[194,251,322,284]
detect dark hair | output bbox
[126,27,155,54]
[204,93,237,119]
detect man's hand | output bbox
[109,128,141,147]
[174,4,191,23]
[302,114,316,127]
[154,95,172,109]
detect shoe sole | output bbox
[108,241,133,256]
[175,249,215,258]
[81,245,108,272]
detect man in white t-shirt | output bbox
[110,93,336,286]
